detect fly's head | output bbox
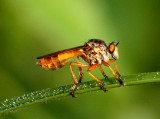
[108,42,119,60]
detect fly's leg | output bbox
[78,67,83,83]
[77,56,83,83]
[98,65,108,79]
[103,62,125,87]
[88,64,108,91]
[107,59,121,77]
[70,62,88,97]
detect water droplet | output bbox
[46,88,50,92]
[25,102,29,104]
[76,86,79,90]
[89,83,92,88]
[52,90,56,94]
[157,72,159,75]
[83,84,86,88]
[136,75,139,80]
[30,97,35,102]
[2,103,5,106]
[60,88,63,92]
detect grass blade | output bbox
[0,72,160,114]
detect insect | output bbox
[37,39,125,97]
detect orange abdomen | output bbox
[37,46,85,70]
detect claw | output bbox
[101,86,108,92]
[70,91,77,98]
[119,78,125,87]
[120,82,126,87]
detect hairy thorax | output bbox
[81,39,109,65]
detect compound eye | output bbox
[109,44,115,53]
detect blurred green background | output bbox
[0,0,160,119]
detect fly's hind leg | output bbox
[78,67,83,83]
[103,62,125,87]
[70,62,88,97]
[77,56,83,83]
[88,64,108,92]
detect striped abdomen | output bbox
[37,46,86,70]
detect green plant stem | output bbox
[0,72,160,114]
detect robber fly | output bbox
[37,39,125,97]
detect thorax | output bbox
[81,39,109,65]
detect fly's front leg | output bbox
[88,64,108,91]
[70,62,88,97]
[107,59,121,77]
[103,62,125,87]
